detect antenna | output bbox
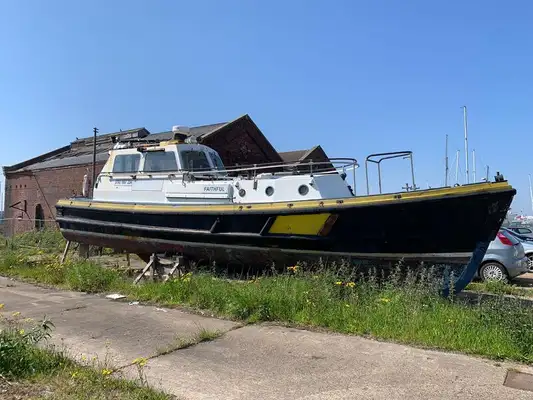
[454,150,460,185]
[472,149,476,182]
[462,106,469,184]
[445,134,449,186]
[529,174,533,214]
[485,165,489,182]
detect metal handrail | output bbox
[365,151,416,195]
[99,158,360,195]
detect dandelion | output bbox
[92,356,97,361]
[335,281,343,286]
[346,282,355,288]
[71,371,79,378]
[0,303,4,309]
[101,368,112,376]
[12,311,21,317]
[19,329,25,335]
[81,355,87,362]
[379,298,391,303]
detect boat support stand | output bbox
[441,240,490,297]
[134,254,187,285]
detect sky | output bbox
[1,0,532,213]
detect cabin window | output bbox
[143,151,178,172]
[113,154,141,173]
[209,152,225,171]
[180,150,211,172]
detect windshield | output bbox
[180,150,212,172]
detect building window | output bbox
[112,154,141,173]
[143,151,178,172]
[35,204,44,230]
[180,150,211,172]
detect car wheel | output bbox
[528,254,533,272]
[480,262,508,282]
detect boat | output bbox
[55,126,515,293]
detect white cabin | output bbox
[93,135,355,205]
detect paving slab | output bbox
[0,276,238,366]
[2,276,533,400]
[127,325,533,400]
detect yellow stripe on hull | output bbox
[56,181,514,214]
[268,213,331,235]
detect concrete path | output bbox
[1,276,532,400]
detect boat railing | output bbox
[365,151,417,195]
[98,158,359,193]
[182,158,359,192]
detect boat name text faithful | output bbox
[203,186,227,193]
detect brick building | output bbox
[3,114,327,236]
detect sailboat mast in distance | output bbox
[472,149,476,182]
[445,134,449,186]
[455,150,460,185]
[462,106,469,184]
[529,174,533,214]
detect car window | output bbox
[519,228,532,234]
[112,154,141,173]
[180,150,211,171]
[143,151,178,172]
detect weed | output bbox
[65,261,120,293]
[0,315,172,399]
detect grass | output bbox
[0,316,173,399]
[156,327,224,356]
[3,230,533,364]
[467,280,533,297]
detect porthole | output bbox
[298,185,309,196]
[239,189,246,197]
[265,186,274,196]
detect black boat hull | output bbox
[56,182,515,266]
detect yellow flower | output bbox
[346,282,355,288]
[287,265,299,272]
[101,368,112,376]
[335,281,343,286]
[132,357,147,367]
[345,304,350,308]
[182,277,191,283]
[12,311,21,317]
[23,318,33,323]
[0,303,4,309]
[81,355,87,361]
[71,371,79,378]
[19,329,25,335]
[379,298,391,303]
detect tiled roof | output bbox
[4,124,228,173]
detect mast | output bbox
[485,165,489,182]
[472,149,476,182]
[445,134,449,186]
[529,174,533,214]
[454,150,460,185]
[462,106,469,184]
